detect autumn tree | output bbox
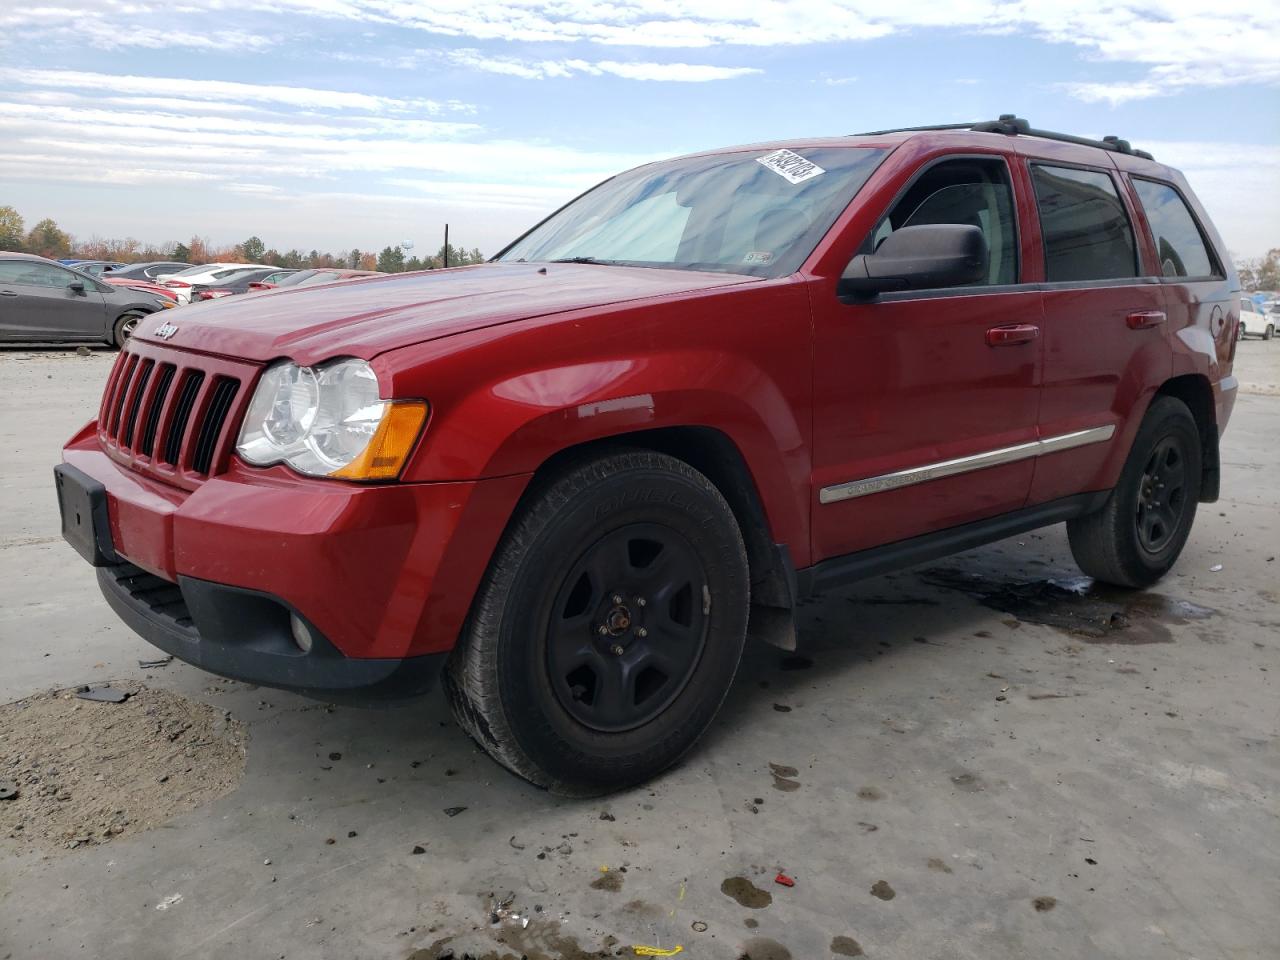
[1237,250,1280,291]
[26,218,72,259]
[0,206,25,251]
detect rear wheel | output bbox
[1067,396,1202,588]
[112,311,145,347]
[446,450,749,795]
[1265,324,1275,341]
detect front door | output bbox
[0,260,107,341]
[810,154,1044,561]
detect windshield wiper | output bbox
[549,256,617,265]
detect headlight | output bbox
[236,358,427,480]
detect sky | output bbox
[0,1,1277,260]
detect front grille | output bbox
[98,342,257,490]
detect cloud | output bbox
[0,68,468,116]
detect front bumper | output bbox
[56,432,529,698]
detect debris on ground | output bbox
[0,780,18,800]
[443,806,467,817]
[411,844,427,855]
[774,871,795,887]
[138,656,173,669]
[0,684,245,851]
[633,946,683,957]
[74,685,130,703]
[870,880,896,900]
[1210,564,1223,572]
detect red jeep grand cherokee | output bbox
[56,116,1239,793]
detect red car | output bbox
[102,277,179,303]
[56,117,1238,793]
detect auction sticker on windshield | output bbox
[756,149,825,184]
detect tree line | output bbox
[0,206,486,274]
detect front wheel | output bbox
[446,450,749,795]
[112,311,146,347]
[1067,396,1202,588]
[1265,324,1275,341]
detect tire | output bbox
[112,311,146,347]
[1067,396,1202,588]
[445,449,750,795]
[1265,324,1275,341]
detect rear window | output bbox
[1031,165,1138,283]
[1131,178,1218,279]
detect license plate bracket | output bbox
[54,463,120,567]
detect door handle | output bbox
[986,323,1039,347]
[1126,310,1166,330]
[0,290,17,297]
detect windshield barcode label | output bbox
[756,149,825,184]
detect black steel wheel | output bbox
[1069,396,1202,588]
[446,449,749,795]
[546,523,708,732]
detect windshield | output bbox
[273,270,318,287]
[497,146,887,278]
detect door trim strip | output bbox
[818,424,1116,504]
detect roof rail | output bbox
[854,114,1155,161]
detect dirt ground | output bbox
[0,682,245,851]
[0,342,1277,960]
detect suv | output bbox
[56,116,1240,794]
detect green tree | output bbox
[0,205,25,251]
[26,218,71,259]
[347,248,363,269]
[241,236,266,262]
[377,245,406,273]
[405,255,424,272]
[171,242,191,263]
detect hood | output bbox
[130,262,758,364]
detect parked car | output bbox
[102,277,179,303]
[1237,297,1275,339]
[247,268,382,291]
[108,261,197,282]
[69,260,128,277]
[154,263,270,304]
[0,253,173,345]
[191,269,297,302]
[56,116,1238,794]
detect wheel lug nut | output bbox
[636,597,646,607]
[636,628,648,638]
[612,594,623,604]
[610,644,624,656]
[597,625,609,636]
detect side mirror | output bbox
[839,224,988,299]
[68,281,86,295]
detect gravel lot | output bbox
[1,343,1277,960]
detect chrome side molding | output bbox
[818,424,1116,504]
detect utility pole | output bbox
[443,223,449,269]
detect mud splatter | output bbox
[590,872,623,892]
[769,762,801,792]
[744,918,759,929]
[1033,896,1057,912]
[722,876,773,909]
[831,935,865,957]
[870,880,896,901]
[920,568,1214,643]
[856,786,883,801]
[950,771,983,792]
[927,857,953,873]
[739,937,791,959]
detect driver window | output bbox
[864,157,1019,286]
[0,261,78,289]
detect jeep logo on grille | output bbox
[154,322,179,341]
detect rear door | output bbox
[809,152,1045,559]
[1019,156,1170,505]
[0,260,108,341]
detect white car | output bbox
[153,263,270,304]
[1239,298,1275,340]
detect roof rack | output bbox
[854,114,1155,161]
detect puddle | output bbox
[920,568,1214,643]
[722,876,772,909]
[739,938,791,959]
[831,936,865,957]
